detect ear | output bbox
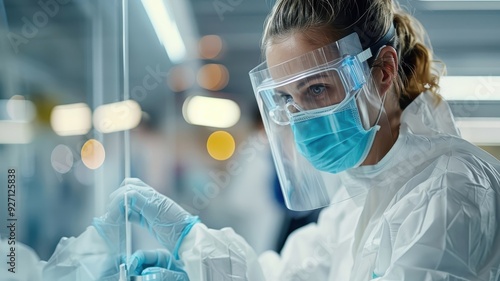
[371,46,398,97]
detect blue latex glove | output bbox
[129,249,189,280]
[141,267,189,281]
[108,178,199,258]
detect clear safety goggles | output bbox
[250,33,371,125]
[249,32,381,211]
[257,53,369,125]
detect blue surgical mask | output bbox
[290,95,380,174]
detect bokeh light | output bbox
[81,139,106,170]
[93,100,142,133]
[7,95,36,121]
[206,131,235,161]
[51,144,74,174]
[198,35,223,59]
[182,95,240,128]
[167,65,195,92]
[50,103,92,136]
[0,122,33,144]
[197,64,229,91]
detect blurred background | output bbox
[0,0,499,261]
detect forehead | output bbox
[265,32,340,81]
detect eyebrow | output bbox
[296,73,330,90]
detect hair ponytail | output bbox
[392,6,443,109]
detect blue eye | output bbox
[309,85,326,95]
[280,94,293,104]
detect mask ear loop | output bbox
[359,23,397,128]
[373,87,388,128]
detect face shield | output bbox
[249,31,392,211]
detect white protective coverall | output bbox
[0,226,116,281]
[2,92,499,281]
[178,91,500,281]
[0,235,43,280]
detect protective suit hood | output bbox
[400,91,460,137]
[338,91,460,197]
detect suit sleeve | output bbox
[179,198,363,281]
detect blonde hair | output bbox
[262,0,444,109]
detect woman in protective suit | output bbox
[40,0,500,280]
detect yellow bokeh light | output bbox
[81,139,106,170]
[207,131,235,161]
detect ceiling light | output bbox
[440,76,500,101]
[141,0,186,63]
[182,95,240,128]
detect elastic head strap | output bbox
[366,24,397,67]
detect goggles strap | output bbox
[357,48,372,64]
[366,24,397,67]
